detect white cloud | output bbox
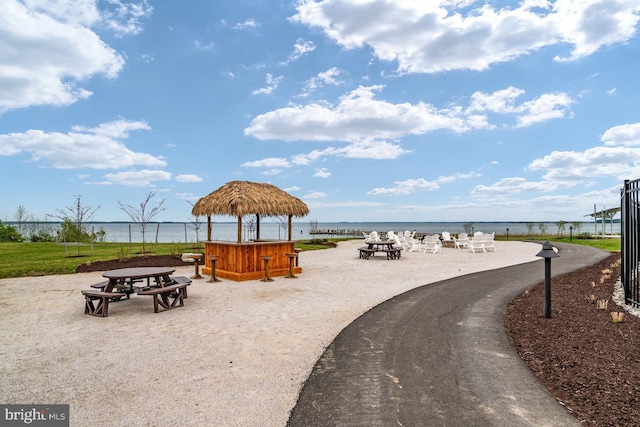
[233,19,257,30]
[252,73,284,95]
[313,168,331,178]
[514,92,574,127]
[291,0,640,74]
[101,0,153,37]
[262,168,282,176]
[0,120,165,169]
[246,85,490,143]
[300,67,344,96]
[528,146,640,182]
[474,121,640,198]
[468,87,574,127]
[368,178,440,195]
[601,122,640,147]
[246,85,569,162]
[0,0,152,111]
[303,191,327,199]
[436,172,482,184]
[103,169,172,186]
[282,38,316,64]
[471,177,570,196]
[193,40,215,50]
[175,174,203,183]
[241,157,291,168]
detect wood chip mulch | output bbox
[505,253,640,426]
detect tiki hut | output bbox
[191,180,309,242]
[191,181,309,281]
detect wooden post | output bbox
[237,216,242,243]
[207,216,211,241]
[288,214,293,241]
[256,214,260,240]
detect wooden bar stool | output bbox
[206,255,221,282]
[260,255,274,282]
[294,248,301,267]
[191,254,203,279]
[285,252,298,278]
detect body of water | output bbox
[67,220,619,243]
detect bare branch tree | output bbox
[52,195,99,256]
[187,201,204,245]
[118,192,166,254]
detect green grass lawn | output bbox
[0,237,620,279]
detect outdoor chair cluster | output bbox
[361,230,497,257]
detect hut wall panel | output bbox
[203,241,300,281]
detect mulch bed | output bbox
[75,252,639,425]
[506,253,640,426]
[75,255,190,273]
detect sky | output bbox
[1,0,639,223]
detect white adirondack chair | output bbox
[422,234,442,254]
[468,235,486,253]
[454,233,469,249]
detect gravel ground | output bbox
[0,240,540,426]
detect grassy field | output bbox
[0,236,620,280]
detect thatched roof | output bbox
[191,180,309,218]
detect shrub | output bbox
[0,220,22,242]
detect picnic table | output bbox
[81,267,191,317]
[358,240,402,260]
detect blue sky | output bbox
[1,0,639,223]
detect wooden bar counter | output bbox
[201,240,302,281]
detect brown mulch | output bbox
[75,255,190,273]
[506,253,640,426]
[75,253,639,425]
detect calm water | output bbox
[73,221,617,243]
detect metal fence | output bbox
[621,179,640,307]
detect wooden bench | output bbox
[90,279,139,298]
[358,247,401,259]
[383,248,402,260]
[136,282,190,313]
[358,247,375,259]
[170,276,191,298]
[81,290,127,317]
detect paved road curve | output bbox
[288,243,610,427]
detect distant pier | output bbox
[309,228,364,237]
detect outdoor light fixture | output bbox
[536,241,560,318]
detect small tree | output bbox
[52,195,99,256]
[118,192,166,255]
[555,220,567,237]
[187,201,204,245]
[14,205,27,237]
[275,215,288,240]
[525,222,536,236]
[244,216,256,241]
[463,223,474,235]
[571,221,582,234]
[537,222,547,238]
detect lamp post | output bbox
[536,241,560,318]
[506,228,509,240]
[569,225,573,242]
